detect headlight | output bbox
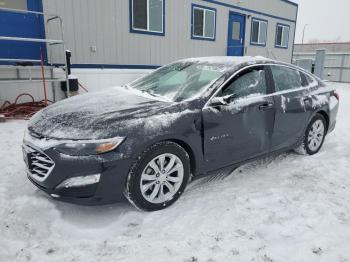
[54,137,125,156]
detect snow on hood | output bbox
[28,87,187,140]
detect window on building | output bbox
[250,18,268,46]
[275,24,290,48]
[192,5,216,41]
[0,0,27,10]
[131,0,164,35]
[270,66,302,91]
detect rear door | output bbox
[268,65,314,150]
[202,65,275,170]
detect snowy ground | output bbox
[0,82,349,262]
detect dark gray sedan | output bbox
[23,57,339,211]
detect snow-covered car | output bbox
[22,57,339,211]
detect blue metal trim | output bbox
[0,0,48,64]
[68,64,161,69]
[250,17,268,47]
[275,23,290,49]
[191,4,217,41]
[201,0,296,23]
[129,0,165,36]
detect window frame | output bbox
[217,65,269,101]
[204,63,319,109]
[275,23,290,49]
[250,17,268,47]
[0,0,27,10]
[191,4,217,41]
[129,0,165,36]
[269,65,304,92]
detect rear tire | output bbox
[124,141,190,211]
[295,114,327,155]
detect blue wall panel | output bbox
[0,0,46,64]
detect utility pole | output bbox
[302,24,309,44]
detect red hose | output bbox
[13,93,35,104]
[0,93,50,120]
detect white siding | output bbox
[42,0,297,65]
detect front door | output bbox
[202,66,275,170]
[227,12,246,56]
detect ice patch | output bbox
[281,95,290,113]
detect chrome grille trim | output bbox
[23,144,55,182]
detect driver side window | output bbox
[217,66,267,102]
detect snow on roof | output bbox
[179,56,272,66]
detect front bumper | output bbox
[23,141,133,205]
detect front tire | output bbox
[124,141,190,211]
[295,114,327,155]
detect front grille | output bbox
[23,144,55,182]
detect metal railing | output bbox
[293,52,350,83]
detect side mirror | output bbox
[210,97,228,107]
[209,94,236,107]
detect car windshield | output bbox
[127,61,229,102]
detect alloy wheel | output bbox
[140,153,184,204]
[307,119,325,152]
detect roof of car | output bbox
[179,56,274,66]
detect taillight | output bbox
[334,91,339,101]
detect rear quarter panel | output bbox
[304,84,339,134]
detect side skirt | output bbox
[192,144,299,181]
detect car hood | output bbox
[28,87,187,140]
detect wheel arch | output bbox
[316,110,330,132]
[167,139,197,176]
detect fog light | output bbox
[57,174,100,189]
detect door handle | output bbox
[258,102,274,111]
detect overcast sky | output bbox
[294,0,350,44]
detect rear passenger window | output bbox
[300,71,318,87]
[270,66,302,91]
[300,72,309,87]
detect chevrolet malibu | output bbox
[23,57,339,211]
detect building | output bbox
[293,42,350,83]
[0,0,298,101]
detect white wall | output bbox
[43,0,297,66]
[0,67,57,104]
[0,68,151,104]
[66,68,152,93]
